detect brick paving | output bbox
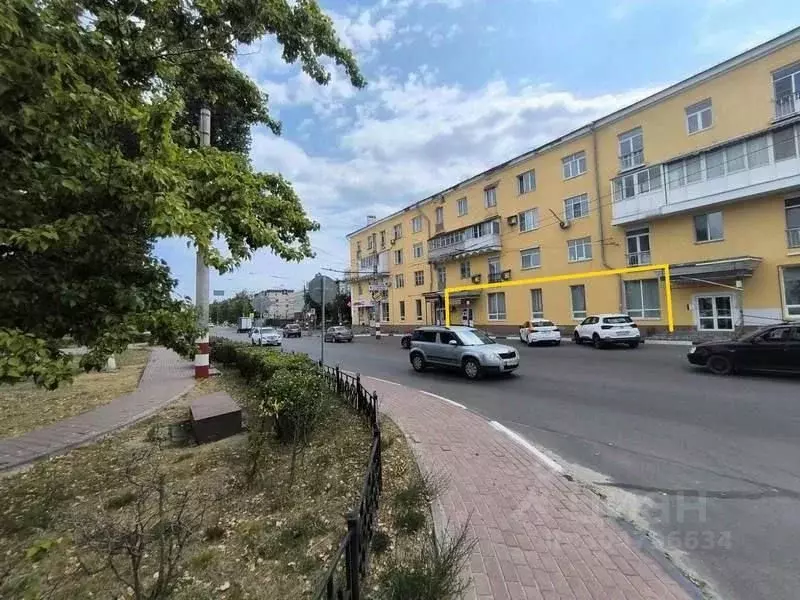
[0,348,194,472]
[367,376,698,600]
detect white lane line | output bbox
[366,376,401,387]
[419,390,467,409]
[489,421,564,474]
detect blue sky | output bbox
[156,0,800,300]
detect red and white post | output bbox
[195,107,211,379]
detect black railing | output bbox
[314,366,382,600]
[488,272,502,283]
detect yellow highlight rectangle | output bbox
[444,264,674,332]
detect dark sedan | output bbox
[324,326,354,343]
[283,323,302,338]
[687,324,800,375]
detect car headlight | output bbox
[688,346,697,354]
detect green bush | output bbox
[208,337,245,366]
[255,367,331,444]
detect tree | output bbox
[0,0,365,388]
[209,292,253,325]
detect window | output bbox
[613,166,662,201]
[774,126,798,161]
[624,279,661,318]
[459,260,471,279]
[626,227,651,266]
[395,274,405,288]
[356,241,361,253]
[488,256,501,282]
[562,151,587,179]
[367,236,373,250]
[457,197,468,216]
[567,236,592,262]
[564,194,589,221]
[694,211,724,242]
[436,265,446,289]
[484,186,497,208]
[782,267,800,316]
[530,289,544,319]
[705,149,725,179]
[435,206,444,225]
[668,162,684,189]
[380,230,386,248]
[519,208,539,232]
[685,156,702,184]
[517,170,536,194]
[413,242,423,259]
[696,295,734,330]
[773,61,800,119]
[393,224,403,239]
[411,216,422,233]
[726,142,746,172]
[439,331,459,345]
[786,198,800,248]
[570,285,586,319]
[415,299,423,321]
[357,283,363,295]
[399,300,406,320]
[487,292,506,320]
[414,270,424,286]
[520,247,541,270]
[618,128,644,170]
[748,135,770,168]
[686,99,712,134]
[393,249,403,265]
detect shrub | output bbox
[208,337,245,366]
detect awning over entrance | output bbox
[669,256,762,283]
[422,290,481,301]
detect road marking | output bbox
[419,390,466,409]
[366,376,401,387]
[489,421,564,474]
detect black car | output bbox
[687,324,800,375]
[283,324,302,338]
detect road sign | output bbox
[213,290,225,296]
[368,282,388,292]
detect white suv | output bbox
[573,314,641,349]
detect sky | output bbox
[155,0,800,300]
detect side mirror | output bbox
[448,339,458,346]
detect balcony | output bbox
[612,125,800,225]
[776,91,800,120]
[428,219,501,262]
[346,250,389,281]
[626,251,652,266]
[789,227,800,249]
[488,272,502,283]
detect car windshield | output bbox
[736,327,778,342]
[457,329,496,346]
[263,328,276,333]
[604,316,633,324]
[532,321,555,327]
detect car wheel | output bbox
[707,354,733,375]
[627,341,639,349]
[411,352,426,372]
[462,358,481,380]
[553,341,561,346]
[592,334,604,349]
[573,331,582,345]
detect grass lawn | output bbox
[0,347,152,439]
[0,368,431,600]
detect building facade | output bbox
[253,288,296,320]
[346,29,800,335]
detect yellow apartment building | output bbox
[346,28,800,336]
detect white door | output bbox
[696,295,734,331]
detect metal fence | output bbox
[314,366,382,600]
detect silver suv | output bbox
[408,326,519,379]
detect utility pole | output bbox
[320,277,326,366]
[195,107,211,379]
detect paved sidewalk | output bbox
[368,377,698,600]
[0,348,194,472]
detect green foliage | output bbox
[374,521,476,600]
[210,292,254,325]
[0,0,365,388]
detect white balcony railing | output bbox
[776,92,800,120]
[627,251,652,266]
[789,227,800,249]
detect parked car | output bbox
[400,333,412,349]
[283,323,302,338]
[324,326,354,343]
[519,319,561,346]
[573,314,641,348]
[687,324,800,375]
[408,326,519,380]
[251,326,282,346]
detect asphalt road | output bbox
[216,328,800,600]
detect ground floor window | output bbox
[624,279,661,318]
[783,266,800,317]
[530,288,544,319]
[696,295,734,330]
[415,299,423,320]
[487,292,506,321]
[399,300,405,320]
[570,285,586,319]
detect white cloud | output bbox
[328,8,397,59]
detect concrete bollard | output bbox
[375,321,381,340]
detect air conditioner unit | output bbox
[471,274,482,284]
[559,220,571,230]
[390,238,396,245]
[501,270,512,281]
[507,215,518,226]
